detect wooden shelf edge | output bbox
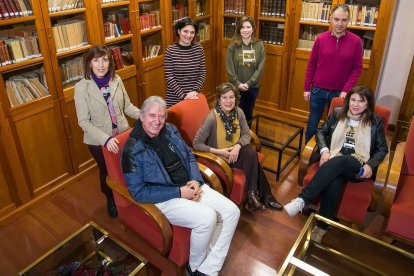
[105,34,133,44]
[0,15,36,26]
[0,57,44,73]
[101,1,130,9]
[49,8,86,18]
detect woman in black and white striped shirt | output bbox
[164,17,206,108]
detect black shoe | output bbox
[262,194,283,211]
[186,263,196,276]
[107,195,118,218]
[186,263,208,276]
[247,190,266,211]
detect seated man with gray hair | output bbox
[122,96,240,276]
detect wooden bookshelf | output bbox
[0,0,396,226]
[286,0,394,122]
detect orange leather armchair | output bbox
[382,116,414,244]
[167,94,264,207]
[298,97,391,229]
[102,128,223,274]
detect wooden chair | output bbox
[102,128,223,274]
[167,94,264,207]
[298,97,391,229]
[382,116,414,245]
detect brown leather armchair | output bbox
[382,116,414,244]
[167,94,264,207]
[102,129,223,274]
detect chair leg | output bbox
[351,223,362,231]
[382,235,394,244]
[120,223,127,233]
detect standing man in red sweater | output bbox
[304,4,363,143]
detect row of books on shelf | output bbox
[139,12,161,31]
[142,44,160,61]
[300,1,332,23]
[6,68,50,107]
[195,1,204,16]
[60,56,83,86]
[0,29,40,66]
[260,0,286,18]
[363,49,371,59]
[348,4,379,27]
[224,0,246,15]
[300,25,325,42]
[110,46,124,70]
[48,0,83,13]
[52,19,87,52]
[260,23,284,45]
[224,22,236,39]
[197,23,210,42]
[172,4,188,23]
[0,0,32,18]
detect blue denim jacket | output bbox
[122,123,203,204]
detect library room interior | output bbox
[1,0,414,275]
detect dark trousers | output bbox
[240,87,259,127]
[230,144,271,197]
[88,144,112,198]
[305,86,340,143]
[299,155,362,229]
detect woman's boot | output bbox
[247,190,266,211]
[261,193,283,211]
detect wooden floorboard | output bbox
[1,151,414,275]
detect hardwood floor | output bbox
[1,156,413,275]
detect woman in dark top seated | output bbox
[193,82,282,211]
[284,86,388,242]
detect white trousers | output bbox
[155,185,240,276]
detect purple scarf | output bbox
[91,72,119,136]
[91,71,111,88]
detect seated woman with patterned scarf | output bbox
[284,86,388,242]
[193,82,282,211]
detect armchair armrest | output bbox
[192,150,233,196]
[371,150,390,211]
[249,130,262,152]
[198,163,223,194]
[106,177,173,255]
[382,142,406,217]
[298,136,319,186]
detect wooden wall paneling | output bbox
[61,87,95,173]
[0,100,30,204]
[366,0,396,91]
[118,65,141,125]
[142,57,166,99]
[0,124,19,218]
[287,50,312,122]
[218,39,230,86]
[256,46,284,111]
[10,101,73,198]
[202,41,214,98]
[391,55,414,149]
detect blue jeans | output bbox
[305,86,340,143]
[240,87,259,127]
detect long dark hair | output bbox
[214,82,240,108]
[83,46,115,80]
[231,16,257,46]
[336,86,375,125]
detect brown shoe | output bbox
[262,194,283,211]
[247,190,266,211]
